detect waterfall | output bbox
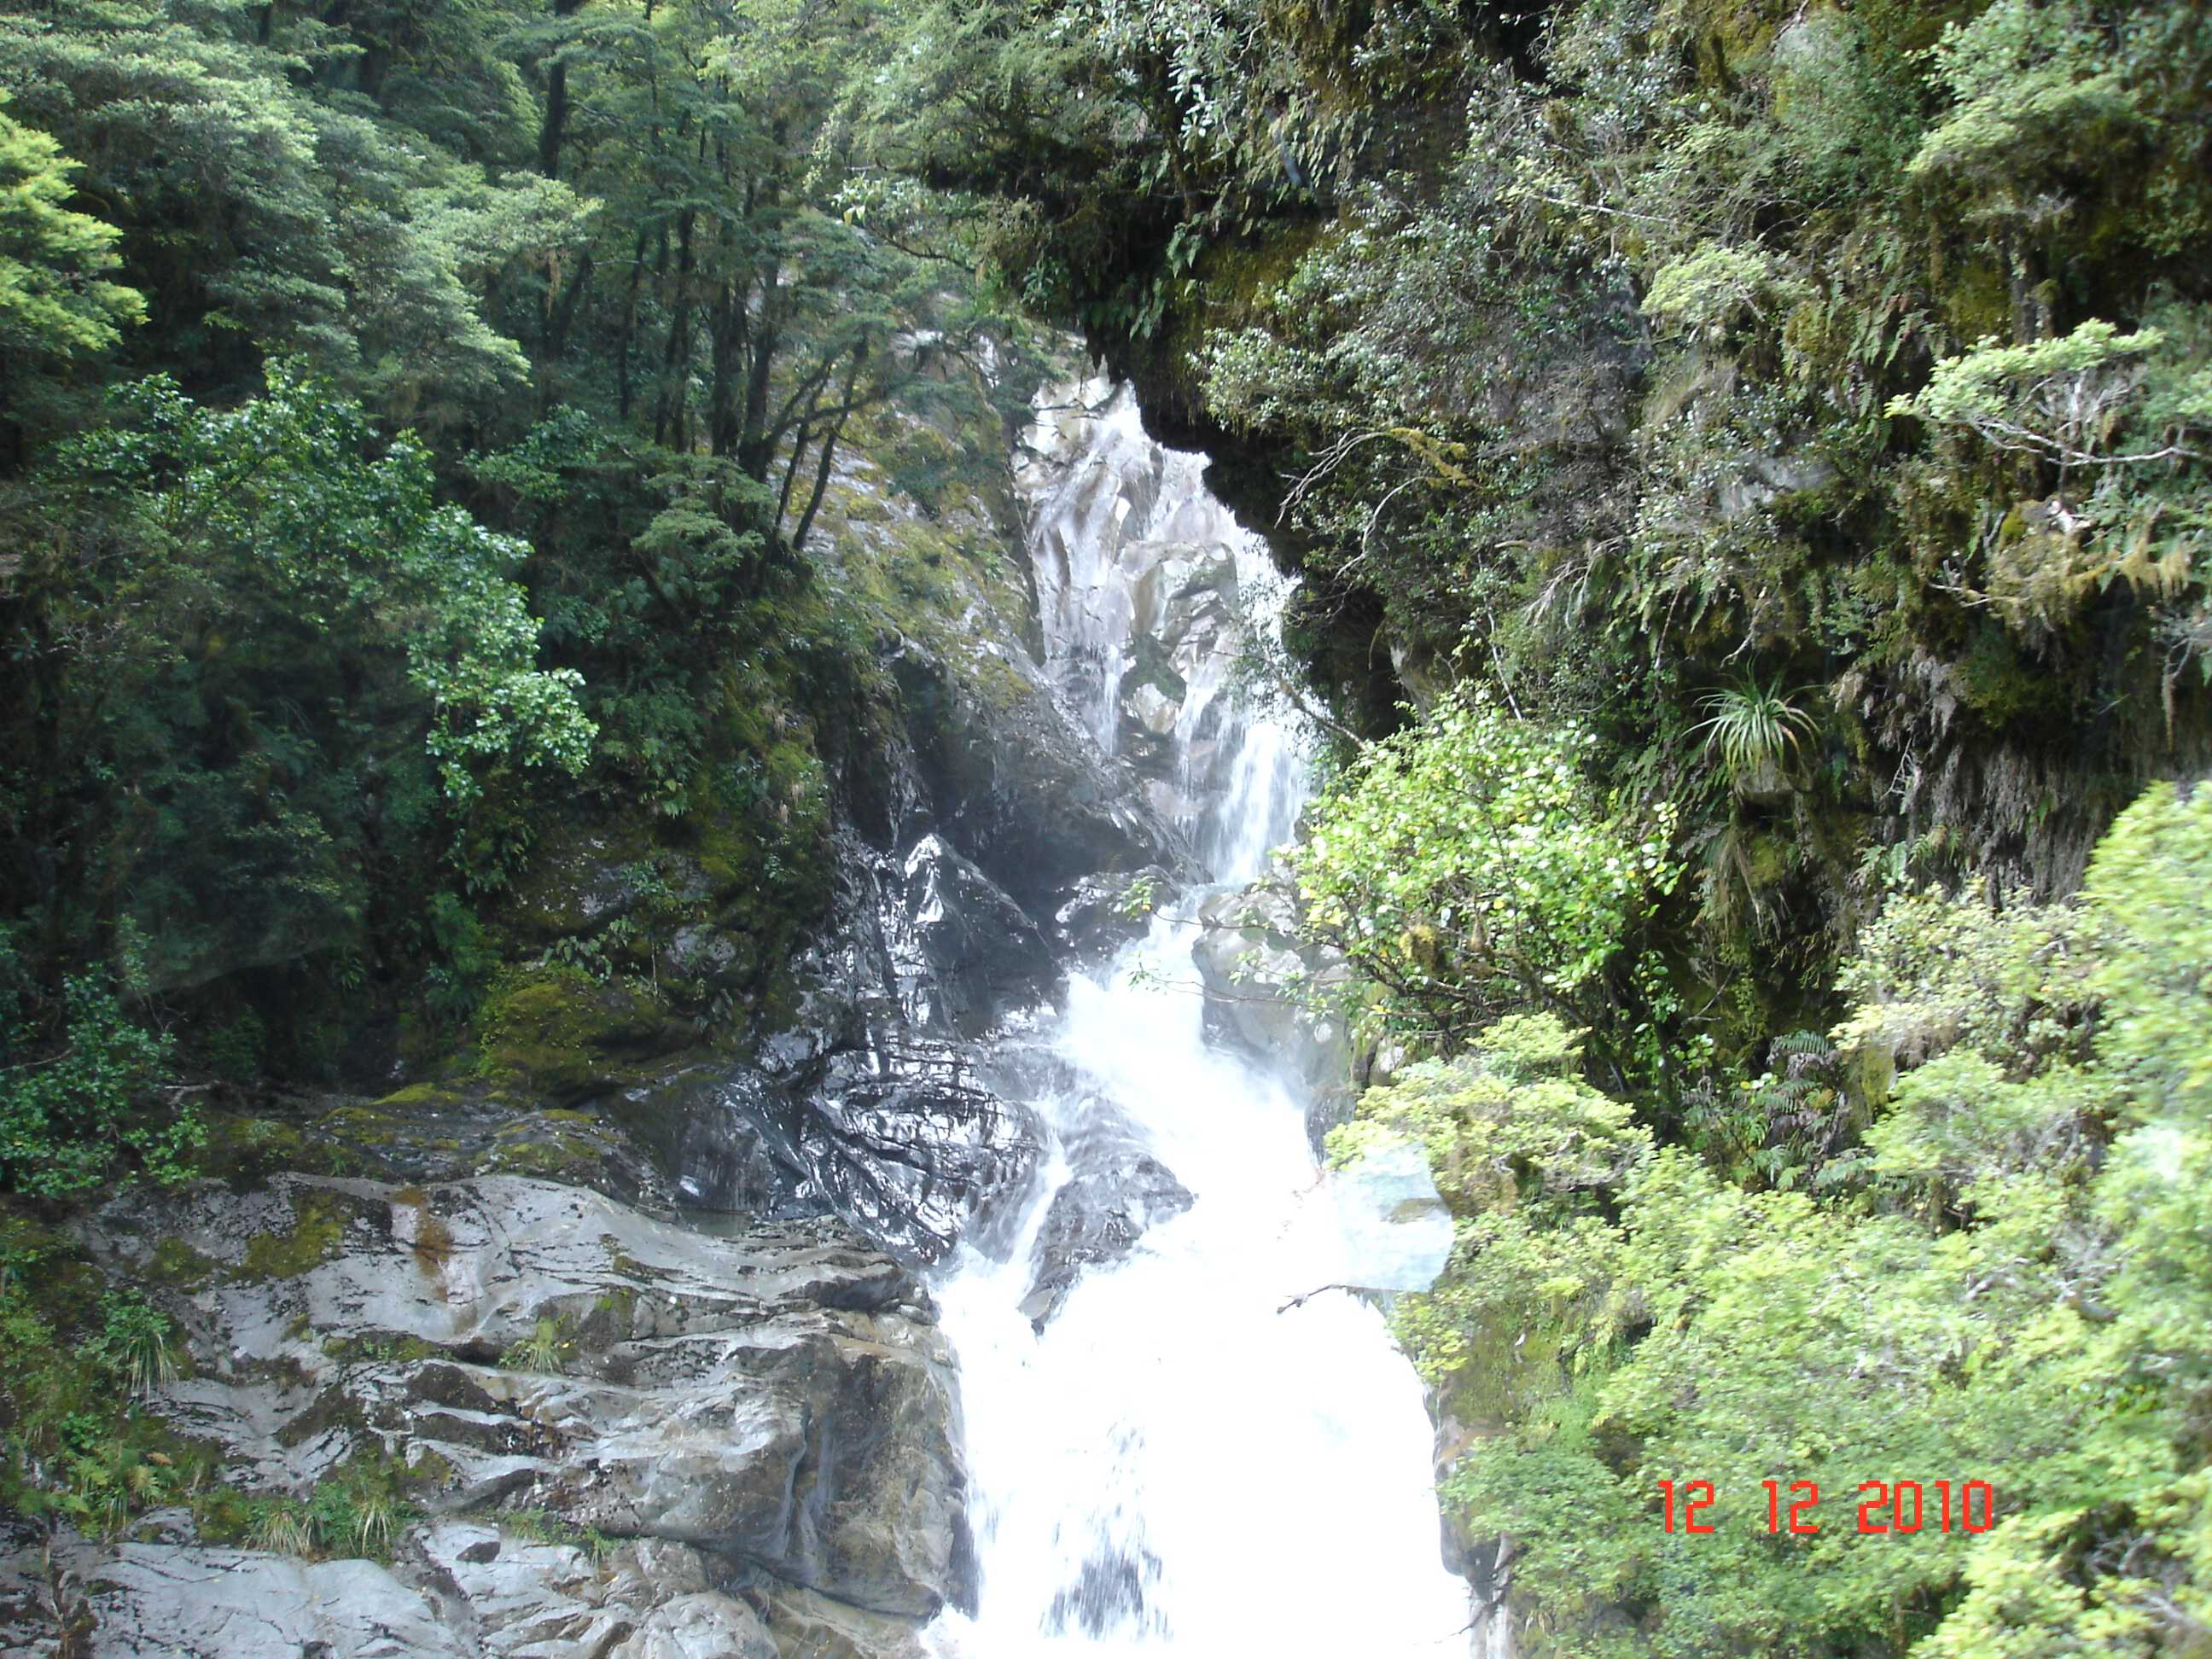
[923,381,1482,1656]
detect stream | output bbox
[920,381,1481,1657]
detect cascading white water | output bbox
[923,382,1480,1657]
[1020,378,1306,876]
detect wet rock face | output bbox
[617,1039,1041,1269]
[1047,865,1173,964]
[791,1044,1041,1265]
[6,1527,796,1659]
[602,823,1052,1267]
[1020,1153,1194,1330]
[1190,881,1359,1143]
[883,637,1191,911]
[888,834,1057,1039]
[45,1174,973,1656]
[1016,378,1291,848]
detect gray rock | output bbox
[625,1041,1039,1267]
[64,1175,966,1656]
[613,1592,778,1659]
[1046,865,1173,963]
[890,834,1057,1037]
[1019,1155,1193,1330]
[85,1545,470,1659]
[760,1585,929,1659]
[885,637,1192,912]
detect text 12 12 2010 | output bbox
[1657,1479,1996,1534]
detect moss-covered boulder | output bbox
[473,966,677,1100]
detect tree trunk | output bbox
[535,0,590,178]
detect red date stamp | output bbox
[1658,1479,1996,1534]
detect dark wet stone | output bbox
[1020,1150,1194,1330]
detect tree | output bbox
[0,96,143,356]
[1285,696,1682,1074]
[5,362,591,993]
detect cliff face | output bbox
[0,358,1208,1658]
[7,1175,967,1656]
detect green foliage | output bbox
[1396,783,2212,1656]
[307,1464,409,1561]
[500,1505,613,1558]
[1642,246,1807,346]
[0,93,143,354]
[54,362,595,805]
[499,1313,575,1375]
[0,1260,207,1541]
[942,0,2212,1079]
[1688,675,1819,785]
[247,1498,314,1558]
[84,1292,181,1401]
[0,0,1051,1083]
[0,969,194,1196]
[1286,696,1682,1068]
[1891,321,2196,474]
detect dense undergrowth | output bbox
[1333,783,2212,1653]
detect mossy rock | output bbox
[370,1082,474,1114]
[474,966,672,1099]
[146,1237,218,1291]
[1956,623,2056,725]
[1681,0,1784,85]
[199,1111,363,1185]
[480,1118,612,1186]
[502,820,659,944]
[237,1189,353,1282]
[321,1333,442,1366]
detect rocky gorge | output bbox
[0,373,1470,1657]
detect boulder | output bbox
[1045,866,1173,963]
[81,1545,470,1659]
[888,834,1057,1037]
[886,636,1192,910]
[613,1592,778,1659]
[1020,1155,1194,1330]
[59,1174,971,1656]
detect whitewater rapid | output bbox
[921,381,1478,1657]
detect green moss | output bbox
[274,1382,368,1449]
[311,1106,405,1149]
[498,1505,612,1558]
[1160,225,1326,399]
[1936,255,2014,347]
[321,1333,441,1365]
[579,1285,637,1348]
[0,1261,223,1540]
[199,1112,352,1185]
[1956,624,2052,724]
[407,1444,459,1492]
[473,965,661,1097]
[190,1482,256,1545]
[371,1082,471,1113]
[238,1190,349,1282]
[480,1124,604,1185]
[146,1237,216,1291]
